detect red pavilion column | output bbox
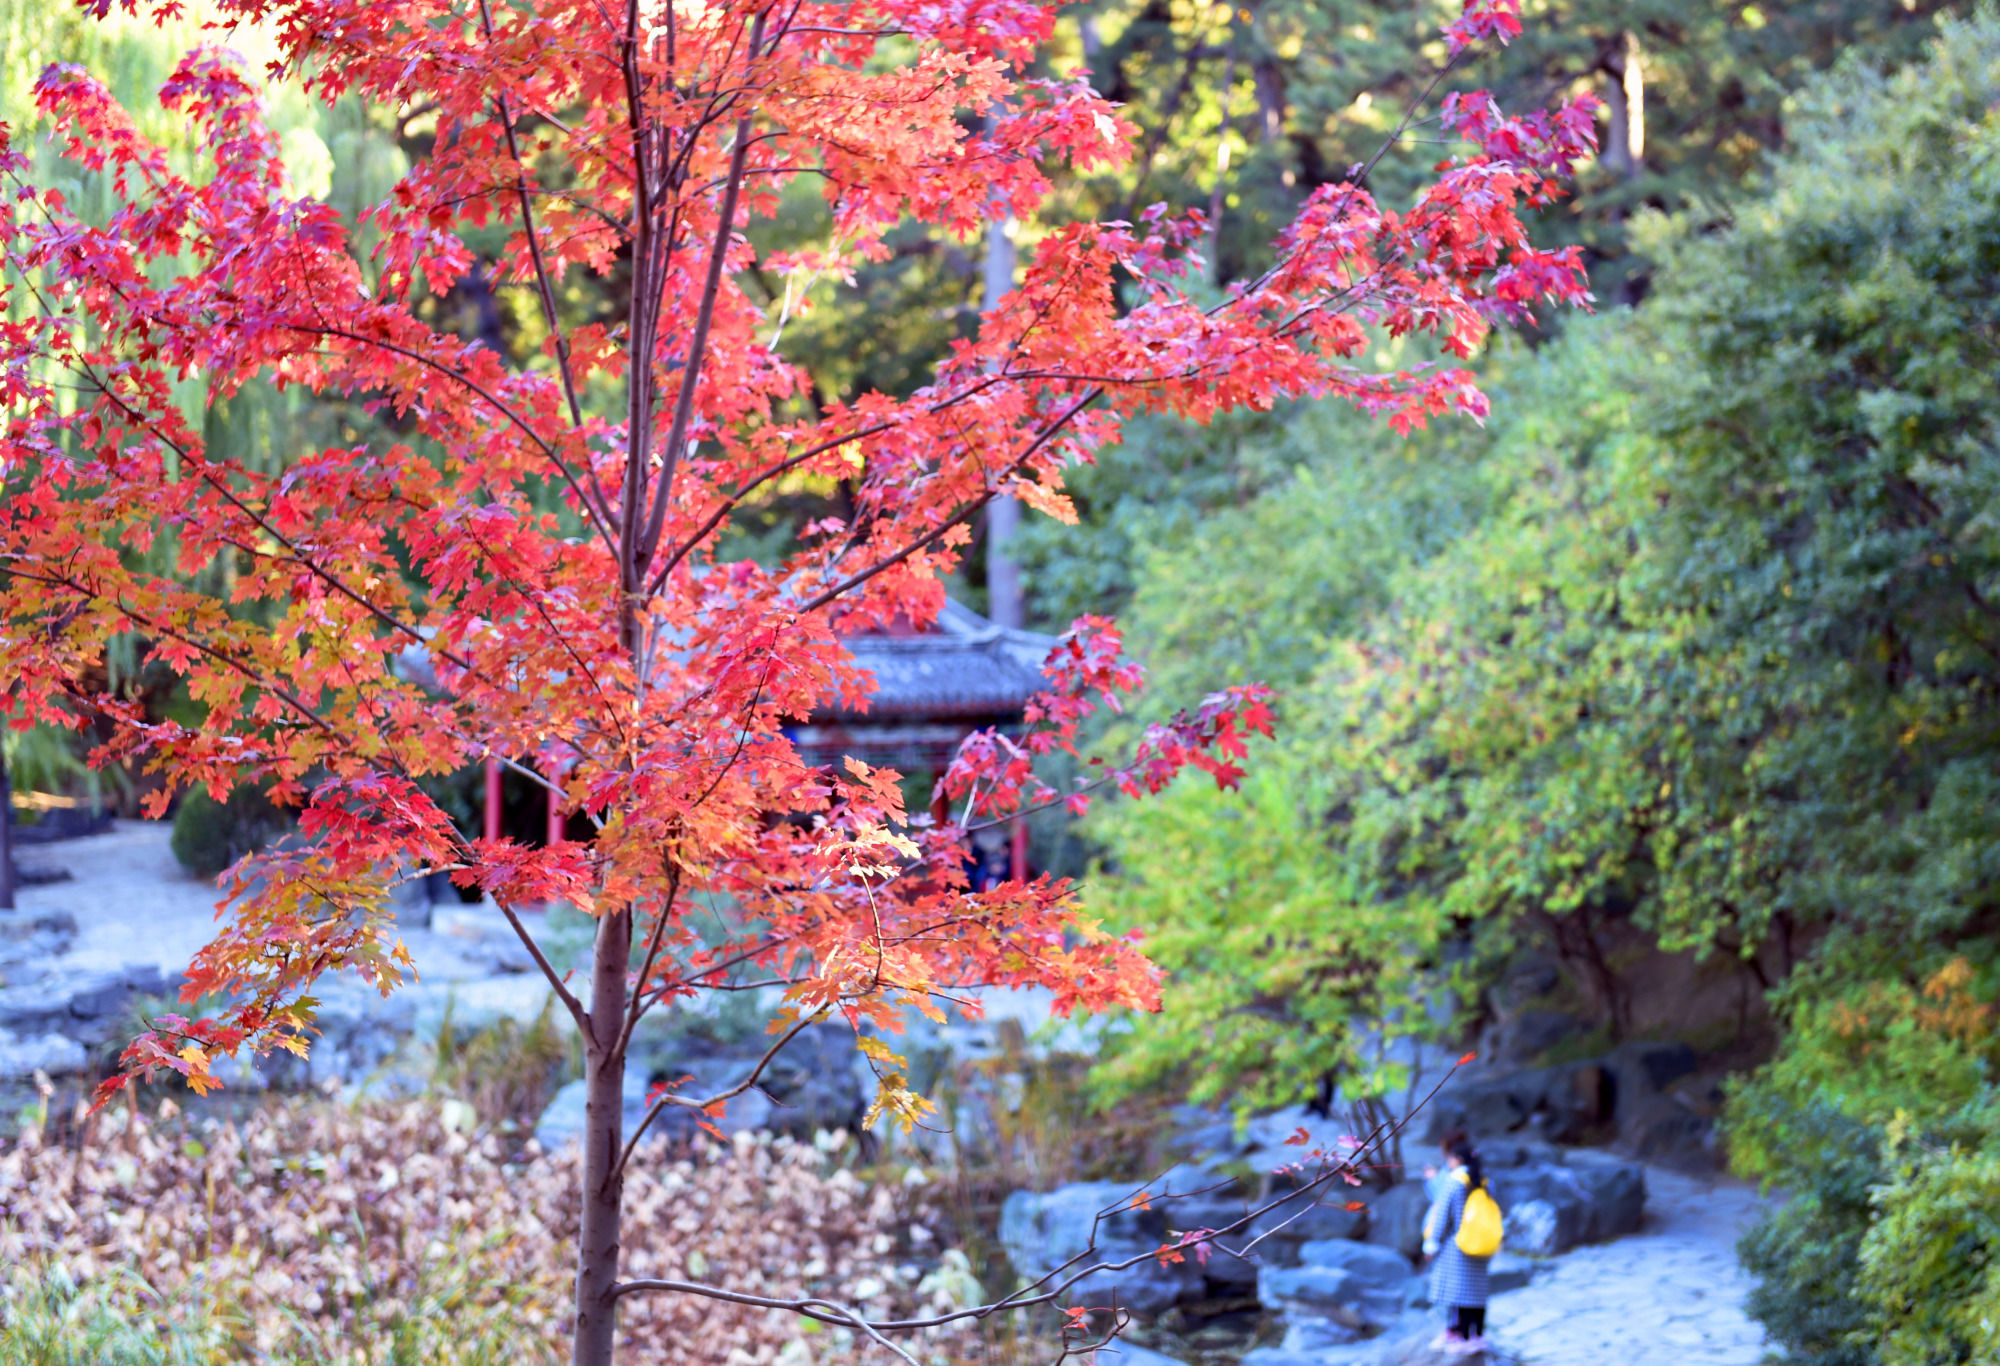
[483,757,502,844]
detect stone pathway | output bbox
[1487,1166,1770,1366]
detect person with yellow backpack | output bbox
[1421,1131,1504,1355]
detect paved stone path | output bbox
[1488,1166,1770,1366]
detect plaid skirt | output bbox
[1430,1241,1492,1308]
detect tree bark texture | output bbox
[572,905,633,1366]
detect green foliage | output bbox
[1858,1090,2000,1366]
[1730,955,2000,1365]
[1735,1103,1885,1366]
[168,787,292,879]
[1088,4,2000,1108]
[0,1257,557,1366]
[0,1264,241,1366]
[0,721,114,805]
[1084,322,1642,1109]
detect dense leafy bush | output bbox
[1735,1103,1885,1366]
[1731,956,2000,1365]
[167,787,291,879]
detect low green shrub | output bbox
[168,787,291,879]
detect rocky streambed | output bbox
[996,1123,1768,1366]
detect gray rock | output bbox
[1146,1164,1258,1290]
[1603,1040,1698,1097]
[1163,1106,1248,1163]
[1362,1180,1434,1260]
[537,1074,634,1151]
[1280,1314,1366,1350]
[535,1057,776,1153]
[1240,1180,1369,1266]
[1618,1091,1715,1170]
[1424,1064,1612,1145]
[998,1182,1205,1315]
[1560,1149,1646,1240]
[1297,1239,1413,1290]
[1262,1241,1409,1330]
[625,1026,861,1141]
[1258,1264,1403,1328]
[755,1025,866,1135]
[1486,1252,1539,1295]
[1502,1198,1561,1257]
[1486,1154,1645,1254]
[1487,1009,1585,1065]
[1486,1166,1589,1253]
[0,1030,87,1078]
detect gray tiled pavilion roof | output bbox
[823,599,1054,723]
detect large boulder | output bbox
[1617,1090,1715,1169]
[1260,1238,1412,1329]
[1558,1149,1646,1239]
[1296,1240,1413,1292]
[1600,1040,1716,1169]
[998,1182,1206,1315]
[1602,1040,1698,1099]
[1361,1180,1433,1260]
[1274,1312,1367,1351]
[1258,1265,1399,1330]
[1138,1166,1260,1290]
[1236,1177,1370,1268]
[1483,1009,1586,1066]
[535,1058,775,1152]
[1486,1153,1645,1254]
[752,1024,866,1136]
[0,965,172,1049]
[1501,1199,1562,1257]
[1423,1064,1614,1145]
[0,1029,87,1080]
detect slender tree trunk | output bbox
[982,219,1024,630]
[572,905,633,1366]
[0,742,14,911]
[1601,31,1644,182]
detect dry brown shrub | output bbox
[0,1096,998,1364]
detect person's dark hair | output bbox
[1443,1131,1485,1190]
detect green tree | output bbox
[1086,0,2000,1109]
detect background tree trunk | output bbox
[983,218,1024,630]
[0,742,14,911]
[572,906,633,1366]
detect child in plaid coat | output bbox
[1421,1132,1493,1354]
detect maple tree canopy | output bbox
[0,0,1595,1114]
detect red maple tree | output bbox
[0,0,1593,1357]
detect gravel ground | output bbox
[15,819,564,1025]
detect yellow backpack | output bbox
[1455,1177,1504,1258]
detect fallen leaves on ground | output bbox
[0,1096,990,1364]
